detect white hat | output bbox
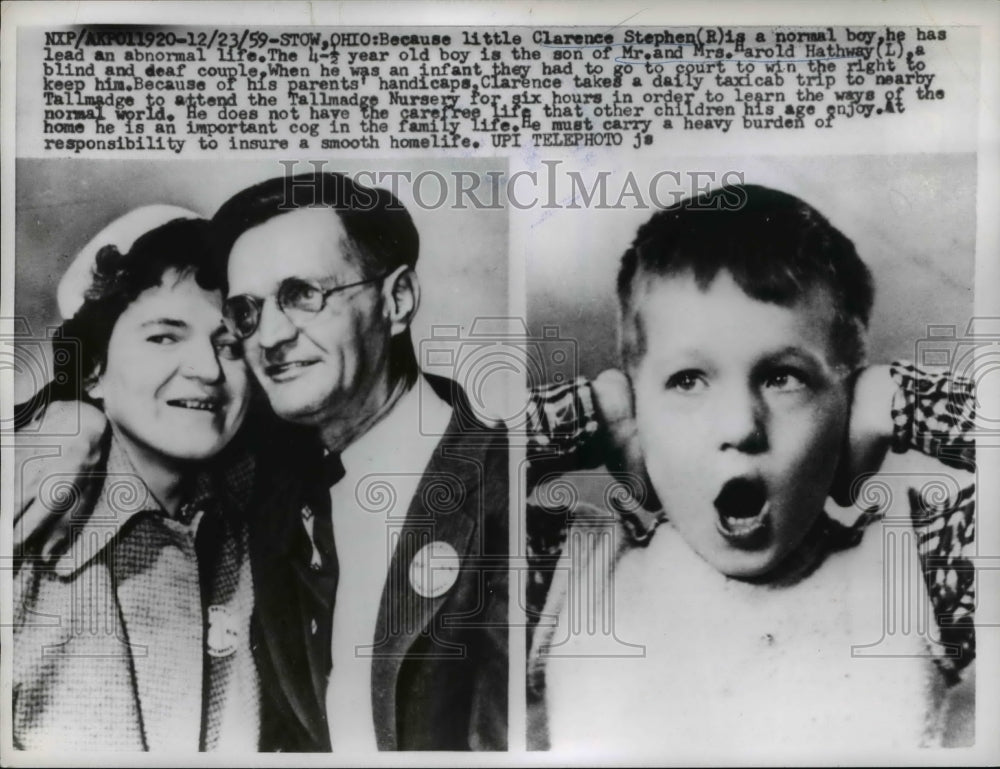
[57,205,204,319]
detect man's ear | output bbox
[383,265,420,336]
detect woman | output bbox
[13,210,259,751]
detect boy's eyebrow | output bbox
[758,345,838,372]
[650,347,711,361]
[645,345,838,371]
[762,345,822,360]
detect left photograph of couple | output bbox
[10,158,512,753]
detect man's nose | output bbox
[717,384,768,454]
[256,296,298,350]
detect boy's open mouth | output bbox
[714,476,770,546]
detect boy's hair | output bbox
[617,183,875,370]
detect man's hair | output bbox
[15,218,220,428]
[211,171,419,289]
[211,171,420,387]
[617,183,875,370]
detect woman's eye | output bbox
[763,368,808,393]
[147,334,178,345]
[665,370,707,393]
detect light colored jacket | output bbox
[13,432,259,752]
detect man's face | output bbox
[629,270,850,579]
[226,208,390,426]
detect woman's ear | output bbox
[383,265,420,336]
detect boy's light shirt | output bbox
[543,483,951,755]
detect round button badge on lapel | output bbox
[409,541,461,599]
[207,605,239,658]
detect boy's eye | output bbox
[665,370,708,394]
[763,367,808,393]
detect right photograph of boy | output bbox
[526,180,977,757]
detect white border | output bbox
[2,1,998,766]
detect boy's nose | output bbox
[717,386,768,454]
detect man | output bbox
[211,172,507,751]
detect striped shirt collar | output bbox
[53,432,229,577]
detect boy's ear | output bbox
[383,265,420,336]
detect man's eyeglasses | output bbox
[223,273,389,339]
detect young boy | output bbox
[530,184,976,756]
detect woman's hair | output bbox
[15,217,221,429]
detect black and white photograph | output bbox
[524,155,978,756]
[1,1,997,766]
[9,158,510,754]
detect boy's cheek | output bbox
[806,388,850,471]
[634,396,692,466]
[769,398,848,504]
[634,404,709,513]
